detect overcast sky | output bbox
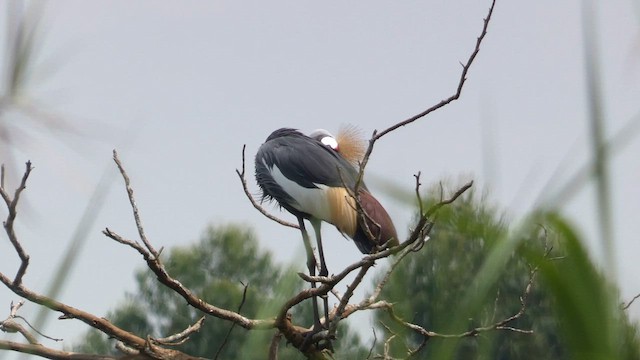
[1,0,639,357]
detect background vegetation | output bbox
[1,1,639,359]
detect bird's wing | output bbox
[258,135,361,190]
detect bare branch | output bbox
[12,315,62,342]
[366,327,377,360]
[103,229,272,330]
[116,173,472,356]
[1,320,39,345]
[0,164,207,359]
[354,0,496,199]
[214,282,249,359]
[236,144,299,229]
[1,161,34,285]
[268,331,282,360]
[328,261,374,337]
[10,300,25,317]
[380,322,398,359]
[424,181,473,218]
[154,317,205,346]
[0,340,118,360]
[0,163,161,355]
[112,150,159,258]
[0,273,149,349]
[105,157,275,331]
[414,172,424,215]
[115,341,139,355]
[1,301,48,345]
[405,181,472,251]
[375,0,496,140]
[623,293,640,310]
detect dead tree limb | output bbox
[0,163,208,359]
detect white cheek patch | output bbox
[320,136,338,150]
[269,164,332,222]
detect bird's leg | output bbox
[298,218,333,352]
[297,218,322,333]
[310,219,331,327]
[310,219,329,277]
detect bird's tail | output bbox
[352,190,399,254]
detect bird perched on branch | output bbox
[255,127,398,338]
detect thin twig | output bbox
[9,300,24,316]
[0,163,171,354]
[1,161,33,286]
[424,181,473,218]
[214,282,249,359]
[380,322,397,359]
[366,327,377,360]
[339,238,422,323]
[375,0,496,140]
[14,316,62,342]
[154,316,205,346]
[112,150,159,258]
[623,293,640,310]
[328,261,374,337]
[236,144,299,229]
[414,172,424,215]
[354,0,495,203]
[104,157,274,332]
[102,229,271,330]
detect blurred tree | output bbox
[374,190,565,359]
[374,189,640,359]
[75,224,369,359]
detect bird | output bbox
[254,127,398,338]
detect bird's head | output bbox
[309,125,366,166]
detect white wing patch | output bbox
[268,164,333,222]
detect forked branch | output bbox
[0,162,208,359]
[356,0,496,185]
[104,151,274,331]
[0,161,33,286]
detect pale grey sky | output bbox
[1,0,639,357]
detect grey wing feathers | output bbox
[257,129,364,190]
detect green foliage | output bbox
[75,224,368,359]
[374,189,639,359]
[529,213,640,360]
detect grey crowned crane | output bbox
[254,127,398,340]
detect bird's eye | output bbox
[320,136,339,151]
